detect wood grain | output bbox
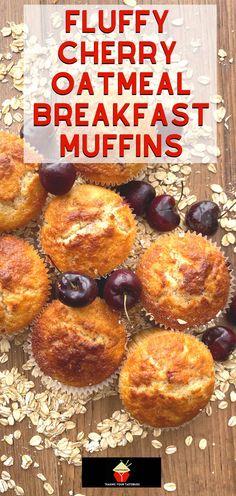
[0,1,235,495]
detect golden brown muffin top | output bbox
[136,232,230,330]
[0,131,42,202]
[0,236,49,333]
[32,298,127,387]
[41,184,136,276]
[119,329,215,428]
[75,163,145,185]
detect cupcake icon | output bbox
[113,460,132,483]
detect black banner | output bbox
[82,457,161,488]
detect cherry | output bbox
[117,181,156,216]
[202,326,236,361]
[185,201,220,236]
[20,120,58,161]
[103,269,142,310]
[146,194,180,232]
[56,273,98,307]
[226,295,236,324]
[39,162,76,195]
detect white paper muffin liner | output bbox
[75,165,146,187]
[140,231,235,333]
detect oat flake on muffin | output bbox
[119,329,215,428]
[136,232,230,330]
[40,184,136,277]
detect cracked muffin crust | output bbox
[40,184,136,277]
[136,232,230,330]
[119,329,215,428]
[32,298,127,387]
[0,236,50,334]
[0,131,47,231]
[75,163,146,186]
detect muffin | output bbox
[119,329,215,428]
[0,131,47,231]
[40,184,136,277]
[0,236,49,334]
[136,232,230,330]
[75,163,146,186]
[32,298,126,388]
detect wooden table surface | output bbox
[0,0,235,495]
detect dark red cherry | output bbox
[117,181,156,216]
[103,269,142,310]
[202,326,236,361]
[226,295,236,324]
[39,162,76,195]
[185,201,220,235]
[56,273,98,307]
[146,194,180,232]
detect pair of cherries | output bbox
[118,180,225,235]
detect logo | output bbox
[82,457,161,488]
[113,460,132,483]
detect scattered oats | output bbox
[88,432,101,442]
[210,94,223,104]
[0,339,11,353]
[210,184,223,193]
[199,438,207,450]
[228,416,236,427]
[13,430,21,440]
[221,234,230,247]
[0,480,8,493]
[21,455,33,470]
[208,163,217,173]
[165,445,177,455]
[37,474,47,482]
[153,428,162,437]
[126,432,133,443]
[43,482,54,495]
[163,482,176,492]
[3,435,13,446]
[65,421,76,430]
[0,354,8,364]
[123,0,137,6]
[1,27,12,37]
[151,440,162,449]
[230,391,236,402]
[185,435,193,446]
[214,106,226,123]
[15,487,24,496]
[3,112,13,127]
[1,472,10,481]
[30,435,42,447]
[218,48,227,59]
[218,401,228,409]
[3,457,14,467]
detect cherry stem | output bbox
[123,293,131,323]
[177,181,184,206]
[219,198,236,219]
